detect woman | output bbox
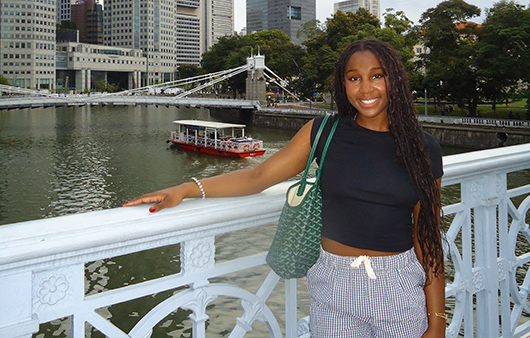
[123,39,445,337]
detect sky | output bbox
[233,0,513,32]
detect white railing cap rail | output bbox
[2,142,530,272]
[0,182,290,273]
[442,143,530,185]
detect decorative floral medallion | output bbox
[37,274,69,305]
[181,238,215,273]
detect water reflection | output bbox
[1,105,295,226]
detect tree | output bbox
[475,0,530,110]
[201,30,305,96]
[177,64,205,80]
[57,20,77,30]
[297,19,325,42]
[419,0,482,116]
[0,75,9,85]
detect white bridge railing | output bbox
[2,144,530,338]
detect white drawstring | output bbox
[351,255,377,279]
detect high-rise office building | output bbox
[103,0,199,84]
[333,0,380,19]
[176,0,202,66]
[1,0,57,89]
[71,0,103,45]
[57,0,72,23]
[246,0,267,33]
[102,0,232,85]
[246,0,316,45]
[202,0,233,50]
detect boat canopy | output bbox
[172,120,246,130]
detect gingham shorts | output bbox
[307,247,428,338]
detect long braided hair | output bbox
[334,39,444,277]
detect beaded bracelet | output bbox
[191,177,205,199]
[428,312,448,320]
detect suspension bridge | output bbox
[0,53,299,111]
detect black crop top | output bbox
[310,114,443,252]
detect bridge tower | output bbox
[245,53,267,106]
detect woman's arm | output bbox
[414,178,446,338]
[122,120,314,212]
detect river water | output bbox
[1,105,520,337]
[0,105,304,337]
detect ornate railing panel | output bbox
[1,143,530,337]
[442,143,530,338]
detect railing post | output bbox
[496,173,513,338]
[0,271,39,338]
[284,279,297,338]
[181,237,216,338]
[464,173,501,337]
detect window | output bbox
[287,6,301,20]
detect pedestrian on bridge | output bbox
[123,39,446,338]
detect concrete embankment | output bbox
[210,108,530,149]
[421,123,530,149]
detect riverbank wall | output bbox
[210,108,530,149]
[421,123,530,149]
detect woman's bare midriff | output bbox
[321,237,401,257]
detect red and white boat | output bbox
[168,120,266,158]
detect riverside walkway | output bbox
[1,143,530,338]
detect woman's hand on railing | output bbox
[122,184,190,213]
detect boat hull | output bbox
[169,140,265,158]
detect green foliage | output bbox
[475,0,530,109]
[417,0,530,116]
[178,64,205,79]
[0,75,9,85]
[297,19,325,42]
[57,20,77,30]
[93,79,118,93]
[419,0,482,116]
[94,80,106,93]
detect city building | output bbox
[202,0,233,50]
[333,0,380,19]
[56,42,145,92]
[71,0,103,45]
[246,0,267,34]
[1,0,57,89]
[176,0,202,67]
[57,0,72,23]
[246,0,316,45]
[0,0,234,90]
[103,0,180,85]
[103,0,233,86]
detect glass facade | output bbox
[246,0,267,34]
[246,0,315,45]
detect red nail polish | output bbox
[149,207,156,213]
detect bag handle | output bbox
[316,117,340,173]
[296,114,339,195]
[300,114,330,180]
